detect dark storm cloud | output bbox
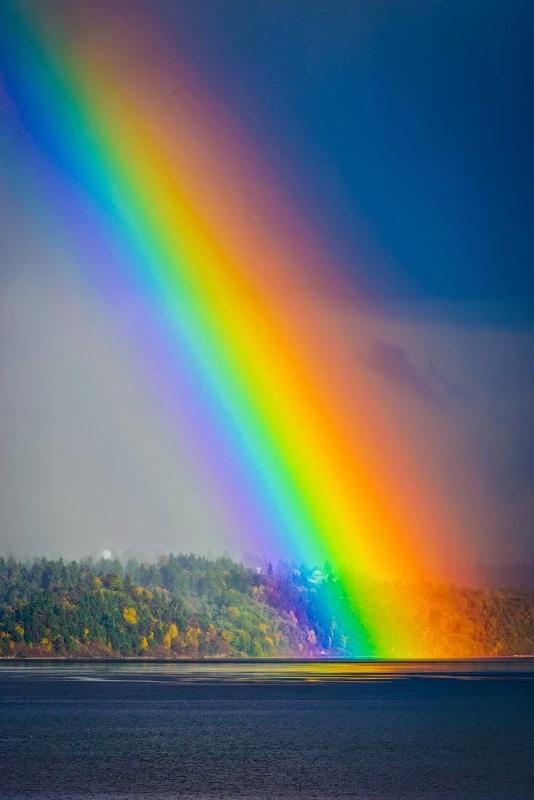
[364,339,467,407]
[162,0,534,327]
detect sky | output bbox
[0,0,532,578]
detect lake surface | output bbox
[0,659,532,799]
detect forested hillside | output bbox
[0,555,532,658]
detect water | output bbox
[0,659,532,799]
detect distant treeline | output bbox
[0,555,532,658]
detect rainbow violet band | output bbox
[0,1,468,656]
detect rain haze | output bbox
[1,0,533,583]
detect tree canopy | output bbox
[0,554,532,658]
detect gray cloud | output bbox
[363,339,468,407]
[0,276,238,561]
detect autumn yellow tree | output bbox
[123,606,138,625]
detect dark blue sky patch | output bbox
[160,0,533,326]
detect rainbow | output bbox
[0,1,469,656]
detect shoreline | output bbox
[1,655,533,664]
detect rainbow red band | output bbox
[0,1,470,656]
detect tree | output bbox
[123,607,138,625]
